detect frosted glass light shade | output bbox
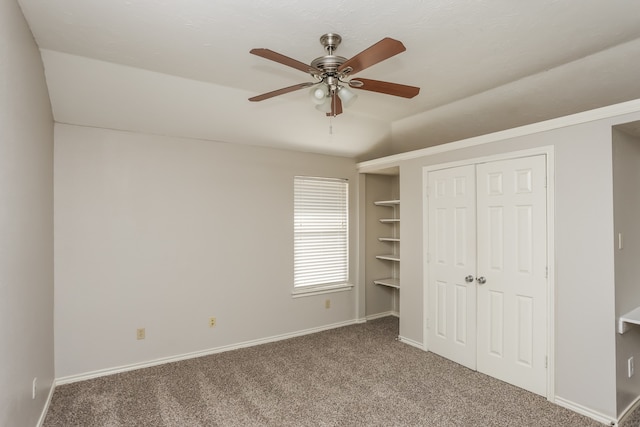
[337,86,357,107]
[315,99,333,113]
[309,86,328,105]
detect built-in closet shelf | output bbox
[618,307,640,334]
[374,198,400,292]
[374,200,400,206]
[376,254,400,262]
[373,278,400,289]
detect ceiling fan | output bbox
[249,33,420,117]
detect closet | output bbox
[425,155,548,396]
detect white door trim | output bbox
[421,146,555,402]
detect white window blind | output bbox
[294,176,348,288]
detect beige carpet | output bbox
[44,317,602,426]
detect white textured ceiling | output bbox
[16,0,640,158]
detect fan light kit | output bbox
[249,33,420,117]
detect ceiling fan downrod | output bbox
[320,33,341,54]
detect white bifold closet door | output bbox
[427,155,547,396]
[427,164,477,370]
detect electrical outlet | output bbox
[209,317,216,328]
[325,299,331,309]
[629,357,635,378]
[136,328,145,340]
[32,378,37,399]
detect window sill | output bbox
[291,283,354,298]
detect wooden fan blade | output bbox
[326,94,343,117]
[338,38,406,75]
[249,82,316,102]
[351,78,420,98]
[250,48,321,74]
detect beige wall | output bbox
[54,124,360,379]
[0,0,55,425]
[398,125,617,418]
[612,126,640,416]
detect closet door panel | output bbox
[476,155,547,396]
[427,165,477,369]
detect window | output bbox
[293,176,350,295]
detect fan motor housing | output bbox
[310,55,347,74]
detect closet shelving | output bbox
[618,307,640,334]
[373,199,400,289]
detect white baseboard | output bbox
[398,335,424,350]
[617,395,640,427]
[555,396,616,426]
[56,319,359,386]
[37,381,56,427]
[366,311,396,321]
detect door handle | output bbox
[464,275,474,283]
[476,276,487,285]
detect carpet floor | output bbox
[44,317,603,426]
